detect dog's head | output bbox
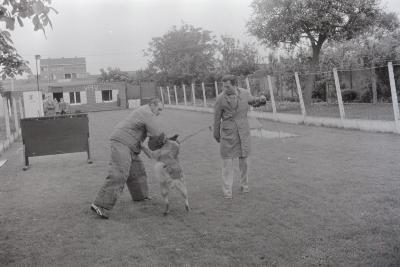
[160,139,180,159]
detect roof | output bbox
[40,57,86,66]
[1,78,99,92]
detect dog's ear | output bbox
[168,134,179,142]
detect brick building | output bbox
[40,57,89,81]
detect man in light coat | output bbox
[91,98,166,219]
[213,74,266,198]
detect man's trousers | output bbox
[221,157,248,197]
[94,141,148,211]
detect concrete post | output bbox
[167,86,171,105]
[201,82,207,107]
[174,85,178,105]
[333,68,346,120]
[267,75,277,117]
[191,83,196,106]
[388,62,400,132]
[182,84,187,106]
[294,72,307,117]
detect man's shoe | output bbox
[90,203,109,219]
[133,196,152,202]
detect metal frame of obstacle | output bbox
[20,113,92,170]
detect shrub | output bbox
[360,90,372,103]
[341,89,358,102]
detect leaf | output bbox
[5,17,15,30]
[17,16,23,27]
[33,1,45,15]
[32,15,40,31]
[49,7,59,14]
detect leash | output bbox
[178,125,212,144]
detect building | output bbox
[1,79,130,114]
[40,57,89,82]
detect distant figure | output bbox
[43,96,56,116]
[59,98,67,115]
[54,98,60,115]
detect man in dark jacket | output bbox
[213,75,266,198]
[91,98,166,219]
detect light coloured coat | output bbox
[213,87,264,159]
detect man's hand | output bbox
[260,95,267,103]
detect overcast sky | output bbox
[9,0,400,76]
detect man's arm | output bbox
[213,97,222,143]
[144,113,166,150]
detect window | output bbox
[102,90,112,101]
[69,92,81,104]
[65,73,72,79]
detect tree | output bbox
[320,12,400,103]
[145,23,217,85]
[0,0,57,79]
[97,67,131,83]
[248,0,384,105]
[217,35,260,76]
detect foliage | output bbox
[145,23,217,85]
[248,0,385,104]
[97,67,131,83]
[341,89,359,102]
[360,89,372,103]
[0,0,57,79]
[216,36,260,76]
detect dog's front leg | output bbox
[175,179,190,212]
[160,181,170,216]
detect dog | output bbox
[141,135,189,216]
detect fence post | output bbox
[294,72,307,117]
[174,85,178,105]
[191,83,196,106]
[214,81,219,98]
[267,75,277,117]
[167,86,171,105]
[18,98,24,119]
[201,82,207,107]
[388,62,400,132]
[12,97,19,136]
[182,84,187,106]
[7,99,12,118]
[159,87,164,104]
[3,97,11,141]
[333,68,346,120]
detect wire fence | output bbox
[158,62,400,124]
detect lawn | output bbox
[1,109,400,266]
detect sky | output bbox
[8,0,400,76]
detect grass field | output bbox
[1,109,400,266]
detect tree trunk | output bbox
[304,46,321,106]
[371,62,377,104]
